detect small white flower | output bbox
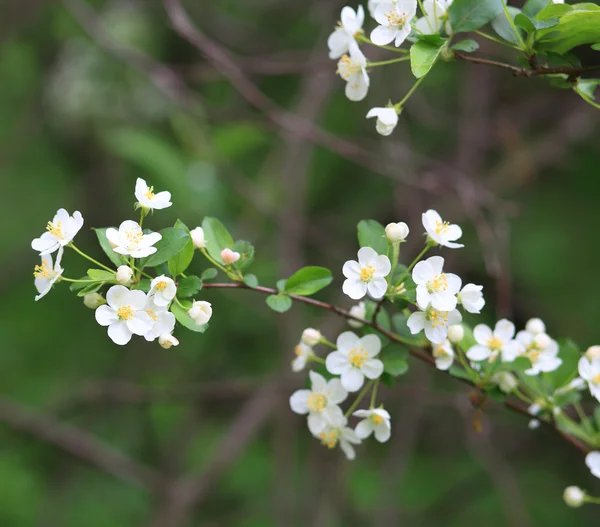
[528,419,540,430]
[492,372,518,393]
[315,424,361,460]
[529,402,542,416]
[116,265,133,284]
[384,221,409,242]
[552,0,564,4]
[432,339,454,370]
[407,306,462,344]
[302,328,322,346]
[188,300,212,325]
[586,451,600,479]
[367,107,399,136]
[353,408,391,442]
[422,209,463,249]
[371,1,417,47]
[31,208,84,255]
[221,248,240,265]
[95,285,152,345]
[83,292,105,309]
[585,345,600,361]
[457,283,485,314]
[144,295,176,342]
[159,334,179,349]
[326,332,384,392]
[447,324,464,343]
[563,486,585,508]
[292,343,315,372]
[348,301,367,328]
[466,319,520,363]
[33,248,64,301]
[327,5,365,59]
[134,178,172,210]
[190,227,206,249]
[149,275,177,307]
[412,256,461,311]
[525,317,546,335]
[516,330,562,376]
[337,42,370,102]
[578,356,600,402]
[342,247,391,300]
[555,377,586,395]
[415,0,451,35]
[290,371,348,434]
[106,220,162,258]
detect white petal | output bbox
[425,325,447,344]
[373,255,391,276]
[361,334,382,357]
[327,379,348,404]
[362,359,384,379]
[322,405,346,428]
[336,331,360,353]
[466,345,491,361]
[95,305,117,326]
[473,324,493,346]
[407,312,426,334]
[309,371,327,393]
[341,369,365,392]
[374,423,391,442]
[412,260,434,284]
[106,285,130,308]
[342,260,361,279]
[308,413,327,435]
[290,390,311,414]
[345,73,368,102]
[495,319,515,341]
[357,247,378,266]
[107,321,133,345]
[355,419,373,439]
[427,256,445,275]
[326,352,350,375]
[367,278,387,299]
[343,278,368,300]
[370,25,397,46]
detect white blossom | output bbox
[188,300,212,325]
[370,1,417,47]
[415,0,452,35]
[327,5,365,59]
[563,486,585,508]
[384,221,409,242]
[586,451,600,479]
[116,265,133,284]
[578,356,600,402]
[432,339,454,370]
[302,328,322,346]
[159,334,179,349]
[466,319,520,363]
[492,372,518,393]
[516,330,562,376]
[221,248,240,265]
[528,419,540,430]
[290,371,347,434]
[144,295,176,342]
[348,301,367,328]
[342,247,391,300]
[555,377,586,395]
[422,209,463,248]
[457,283,485,314]
[134,177,172,210]
[326,332,383,392]
[315,424,361,460]
[353,408,391,442]
[106,220,161,258]
[33,248,64,301]
[95,285,152,345]
[367,107,399,136]
[525,317,546,335]
[149,275,177,307]
[447,324,464,343]
[190,227,206,249]
[337,43,370,101]
[585,345,600,361]
[413,255,461,311]
[407,306,462,344]
[292,343,315,372]
[31,208,84,255]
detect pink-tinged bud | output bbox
[221,248,240,265]
[190,227,206,249]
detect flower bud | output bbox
[563,486,585,508]
[366,107,399,136]
[493,372,518,394]
[525,318,545,335]
[83,292,105,309]
[528,419,540,430]
[301,328,322,346]
[190,227,206,249]
[221,248,240,265]
[188,300,212,325]
[585,345,600,360]
[385,222,409,243]
[159,334,179,349]
[116,265,133,284]
[447,324,464,343]
[348,302,366,328]
[533,333,551,349]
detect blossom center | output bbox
[144,186,155,200]
[527,350,541,362]
[371,414,384,425]
[117,305,135,320]
[46,220,64,239]
[427,273,448,293]
[348,347,368,368]
[33,259,52,279]
[155,281,167,291]
[434,220,450,235]
[385,9,407,28]
[318,430,339,449]
[427,309,449,328]
[146,309,157,321]
[487,337,503,351]
[307,393,327,413]
[592,374,600,385]
[337,54,359,80]
[433,344,449,358]
[125,229,143,247]
[360,265,376,282]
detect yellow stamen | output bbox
[307,393,327,413]
[46,220,64,238]
[428,273,448,293]
[372,414,384,425]
[337,54,359,80]
[433,344,448,359]
[155,281,167,291]
[294,345,304,357]
[117,306,134,321]
[146,309,157,321]
[318,430,339,449]
[434,220,450,235]
[145,186,155,200]
[487,337,503,350]
[395,282,406,294]
[593,374,600,384]
[33,259,51,278]
[428,309,449,328]
[360,265,376,282]
[125,229,143,245]
[348,347,369,368]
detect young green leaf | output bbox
[410,39,445,78]
[491,6,524,46]
[448,0,504,33]
[451,39,480,52]
[94,228,123,267]
[201,268,218,281]
[283,267,333,296]
[168,220,194,276]
[87,269,116,281]
[592,43,600,51]
[131,279,151,292]
[381,345,409,377]
[232,240,255,271]
[266,294,292,313]
[523,0,552,18]
[76,282,103,297]
[143,227,190,268]
[177,275,203,298]
[536,4,600,54]
[357,219,388,255]
[202,217,234,264]
[171,302,208,333]
[243,274,259,288]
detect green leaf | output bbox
[545,339,581,389]
[592,43,600,51]
[382,345,409,377]
[201,217,234,264]
[143,227,190,268]
[232,240,255,271]
[243,274,259,288]
[87,269,116,281]
[94,228,123,267]
[380,372,396,388]
[131,279,151,292]
[376,309,391,332]
[266,294,292,313]
[201,268,218,281]
[449,365,473,381]
[171,302,208,333]
[357,219,388,255]
[536,4,600,53]
[410,39,445,79]
[491,6,524,45]
[535,3,571,20]
[449,0,504,32]
[576,79,600,100]
[283,267,333,296]
[76,282,103,297]
[523,0,550,18]
[177,275,203,298]
[168,220,194,277]
[451,39,480,52]
[276,279,287,292]
[391,313,425,346]
[69,277,94,291]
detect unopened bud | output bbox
[221,248,240,265]
[447,324,464,343]
[190,227,206,249]
[526,318,546,335]
[83,292,105,309]
[533,333,551,349]
[494,372,518,394]
[188,300,212,325]
[585,345,600,360]
[159,334,179,349]
[116,265,133,284]
[348,302,366,328]
[563,486,585,508]
[302,328,322,346]
[385,222,409,242]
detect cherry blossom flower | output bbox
[407,306,462,344]
[292,343,315,372]
[413,255,461,311]
[342,247,391,300]
[578,356,600,402]
[353,408,391,442]
[31,208,84,255]
[188,300,212,325]
[422,209,463,248]
[370,1,417,47]
[149,275,177,307]
[367,107,399,136]
[516,330,562,376]
[143,295,176,342]
[33,247,64,301]
[432,339,454,370]
[315,424,361,460]
[337,43,370,101]
[106,220,161,258]
[134,178,172,210]
[466,319,520,363]
[457,283,485,314]
[328,5,365,59]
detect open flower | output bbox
[415,0,451,35]
[188,300,212,325]
[315,424,361,460]
[457,283,485,313]
[578,356,600,402]
[33,247,64,301]
[134,178,172,210]
[432,339,454,370]
[366,107,399,136]
[422,209,463,248]
[586,451,600,479]
[290,371,348,434]
[342,247,391,300]
[31,208,84,255]
[326,332,383,392]
[466,319,520,363]
[327,5,365,59]
[95,285,152,345]
[370,1,417,47]
[413,255,461,311]
[353,408,391,442]
[337,42,370,101]
[149,275,177,307]
[106,220,161,258]
[407,306,461,344]
[292,343,315,372]
[143,295,176,342]
[516,330,562,376]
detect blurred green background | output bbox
[2,0,600,525]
